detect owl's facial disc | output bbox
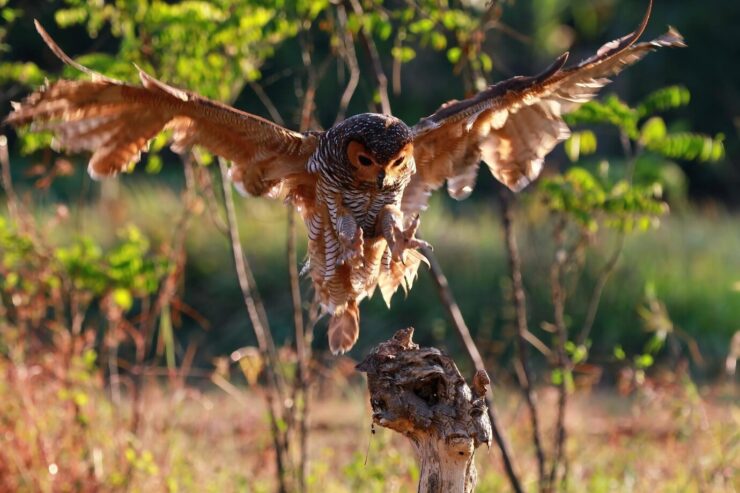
[347,140,414,188]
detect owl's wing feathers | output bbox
[405,0,684,219]
[6,21,318,197]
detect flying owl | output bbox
[6,2,683,353]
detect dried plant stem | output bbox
[335,4,361,124]
[348,0,391,115]
[0,136,19,222]
[576,235,625,346]
[499,189,546,490]
[547,219,570,492]
[218,158,291,493]
[287,207,310,492]
[250,80,286,126]
[577,133,639,346]
[422,246,524,493]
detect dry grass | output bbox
[1,348,737,492]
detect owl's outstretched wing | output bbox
[404,0,684,219]
[5,21,319,197]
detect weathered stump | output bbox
[357,328,492,493]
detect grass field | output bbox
[37,180,740,370]
[1,357,737,492]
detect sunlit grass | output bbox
[1,356,736,492]
[8,177,739,370]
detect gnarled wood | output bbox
[357,328,492,493]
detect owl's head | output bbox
[330,113,415,189]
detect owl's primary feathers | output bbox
[6,1,684,353]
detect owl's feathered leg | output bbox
[334,198,364,267]
[379,205,431,262]
[328,300,360,355]
[337,221,363,267]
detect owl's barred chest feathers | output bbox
[301,113,417,321]
[319,176,405,235]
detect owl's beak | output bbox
[376,169,386,188]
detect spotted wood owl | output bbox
[6,2,684,353]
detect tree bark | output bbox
[357,328,492,493]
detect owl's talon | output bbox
[388,220,429,262]
[337,227,364,266]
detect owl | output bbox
[6,3,683,353]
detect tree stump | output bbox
[357,328,492,493]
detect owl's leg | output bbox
[336,210,364,267]
[379,205,431,261]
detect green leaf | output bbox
[564,95,639,138]
[646,132,725,162]
[409,19,434,34]
[55,7,88,27]
[159,305,176,370]
[0,61,45,85]
[146,154,163,174]
[564,130,598,162]
[376,20,392,40]
[551,368,563,385]
[479,53,492,72]
[430,31,447,51]
[613,345,626,361]
[112,287,134,311]
[634,354,654,369]
[447,47,462,64]
[391,46,416,63]
[637,85,691,118]
[639,117,667,146]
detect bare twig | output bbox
[297,33,331,133]
[422,246,524,493]
[576,133,641,345]
[250,80,286,126]
[547,218,571,492]
[499,189,547,490]
[391,30,404,95]
[0,136,20,222]
[192,164,229,235]
[218,158,291,493]
[334,4,361,124]
[576,235,626,346]
[348,0,391,115]
[286,207,309,491]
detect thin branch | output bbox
[576,132,642,345]
[576,234,625,346]
[422,246,524,493]
[217,158,291,493]
[348,0,391,115]
[250,80,286,126]
[547,218,571,492]
[499,189,547,490]
[193,164,229,235]
[286,207,309,492]
[142,154,197,349]
[391,30,403,95]
[0,135,20,222]
[334,4,361,124]
[421,247,486,371]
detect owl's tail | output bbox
[328,301,360,355]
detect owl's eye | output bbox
[358,155,373,166]
[392,157,404,167]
